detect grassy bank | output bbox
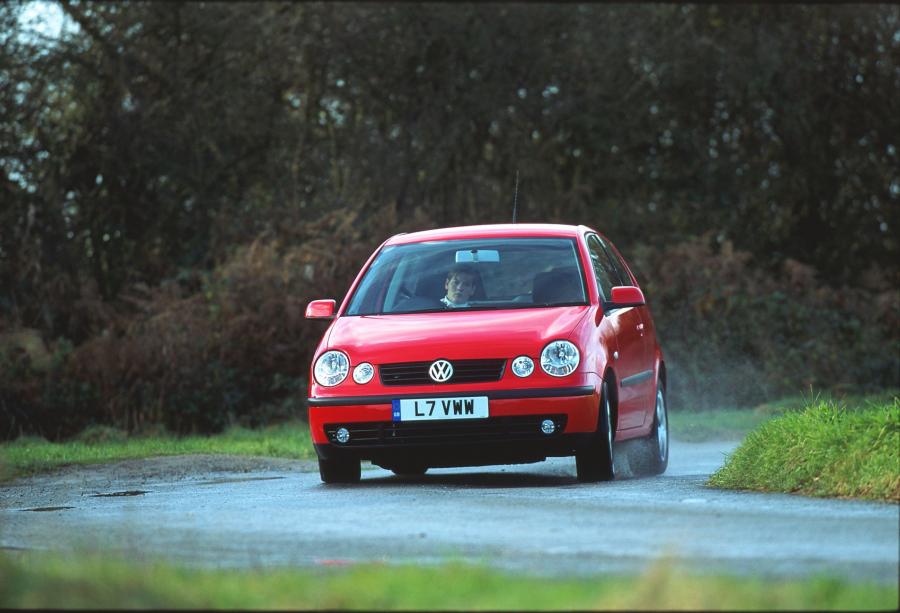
[0,551,896,610]
[0,421,314,482]
[708,396,900,501]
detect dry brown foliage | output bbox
[630,235,899,409]
[3,210,896,437]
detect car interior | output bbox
[531,267,585,305]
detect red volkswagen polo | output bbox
[305,224,668,483]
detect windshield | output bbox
[345,237,588,315]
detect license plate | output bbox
[392,396,489,422]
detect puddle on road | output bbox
[22,506,76,512]
[196,476,285,486]
[90,490,149,497]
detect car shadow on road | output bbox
[356,471,582,488]
[342,439,658,488]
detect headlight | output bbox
[511,356,535,377]
[353,362,375,384]
[314,350,350,386]
[540,340,580,377]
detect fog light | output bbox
[335,427,350,444]
[540,419,555,435]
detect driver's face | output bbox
[445,273,476,303]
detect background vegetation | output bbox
[1,3,898,438]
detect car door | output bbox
[598,236,657,426]
[586,234,647,430]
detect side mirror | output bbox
[607,286,645,309]
[305,299,336,319]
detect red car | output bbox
[305,224,668,483]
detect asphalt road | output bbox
[1,438,898,584]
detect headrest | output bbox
[532,267,583,304]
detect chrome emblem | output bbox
[428,359,454,383]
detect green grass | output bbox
[671,389,900,442]
[0,551,896,610]
[0,421,315,482]
[708,396,900,502]
[670,408,772,442]
[3,391,897,501]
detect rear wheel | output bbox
[575,381,615,482]
[643,381,669,475]
[318,456,361,484]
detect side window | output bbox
[586,235,618,300]
[597,236,633,286]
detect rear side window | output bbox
[596,236,634,286]
[586,235,619,300]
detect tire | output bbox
[643,380,669,475]
[318,456,361,484]
[575,380,615,482]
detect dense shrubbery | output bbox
[629,236,899,409]
[2,216,897,439]
[0,207,425,438]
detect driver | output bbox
[441,264,478,308]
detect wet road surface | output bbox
[1,439,897,584]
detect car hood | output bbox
[326,306,591,363]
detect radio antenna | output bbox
[512,170,519,223]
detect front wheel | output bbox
[643,381,669,475]
[318,456,361,484]
[575,381,615,482]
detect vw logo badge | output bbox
[428,359,454,383]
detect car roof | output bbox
[385,223,590,245]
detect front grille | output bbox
[324,414,567,447]
[379,359,506,386]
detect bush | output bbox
[1,205,434,439]
[2,214,897,439]
[629,235,899,410]
[0,335,102,440]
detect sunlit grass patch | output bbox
[0,421,314,482]
[708,396,900,502]
[0,551,896,610]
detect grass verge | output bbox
[708,396,900,502]
[0,421,315,482]
[0,551,896,610]
[2,391,896,488]
[671,389,899,442]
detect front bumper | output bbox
[307,382,601,466]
